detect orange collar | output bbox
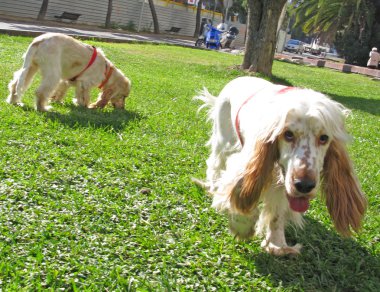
[98,63,114,89]
[69,46,97,82]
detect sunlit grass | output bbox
[0,34,379,290]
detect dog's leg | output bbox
[7,72,21,105]
[7,42,39,106]
[35,69,60,111]
[258,186,303,256]
[207,100,237,191]
[7,64,38,106]
[227,209,260,239]
[50,81,70,103]
[74,82,91,107]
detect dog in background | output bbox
[195,76,366,256]
[7,33,131,111]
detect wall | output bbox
[0,0,41,19]
[0,0,245,47]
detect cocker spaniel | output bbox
[195,76,367,256]
[7,33,131,111]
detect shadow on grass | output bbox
[329,94,380,116]
[21,104,142,131]
[271,75,380,116]
[248,217,379,291]
[269,76,294,87]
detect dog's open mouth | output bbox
[286,194,310,213]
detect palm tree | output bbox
[291,0,377,65]
[291,0,372,43]
[37,0,49,20]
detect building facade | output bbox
[0,0,246,47]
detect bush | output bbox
[335,29,371,66]
[120,21,136,32]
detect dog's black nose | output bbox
[294,179,316,193]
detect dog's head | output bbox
[105,68,131,109]
[277,91,346,212]
[92,67,131,109]
[109,71,132,109]
[229,89,366,236]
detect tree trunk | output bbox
[37,0,49,21]
[242,0,287,76]
[105,0,113,29]
[194,0,203,37]
[148,0,160,34]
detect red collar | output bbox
[69,46,97,81]
[98,63,114,89]
[235,86,296,146]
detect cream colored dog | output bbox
[195,76,366,256]
[7,33,131,111]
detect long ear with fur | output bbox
[89,89,113,109]
[321,140,367,236]
[228,138,278,214]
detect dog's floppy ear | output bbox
[321,140,367,236]
[89,88,113,109]
[228,138,278,214]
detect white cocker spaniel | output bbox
[7,33,131,111]
[195,76,367,256]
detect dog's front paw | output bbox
[6,97,24,107]
[36,105,52,112]
[10,102,24,107]
[261,240,302,256]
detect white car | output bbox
[284,39,304,54]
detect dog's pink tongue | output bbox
[288,196,310,213]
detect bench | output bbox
[54,12,81,23]
[165,27,181,34]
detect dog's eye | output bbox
[284,130,295,142]
[319,134,329,145]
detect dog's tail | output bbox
[193,88,218,122]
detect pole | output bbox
[137,0,146,32]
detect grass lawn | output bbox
[0,34,379,291]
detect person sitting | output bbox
[367,47,380,69]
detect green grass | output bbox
[0,34,379,291]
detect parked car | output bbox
[284,39,304,54]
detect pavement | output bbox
[0,17,197,47]
[276,52,380,79]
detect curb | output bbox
[275,53,380,79]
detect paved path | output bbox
[0,19,196,47]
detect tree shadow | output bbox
[245,217,379,291]
[329,94,380,116]
[269,75,294,87]
[270,75,380,116]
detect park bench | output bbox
[54,12,81,23]
[165,27,181,34]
